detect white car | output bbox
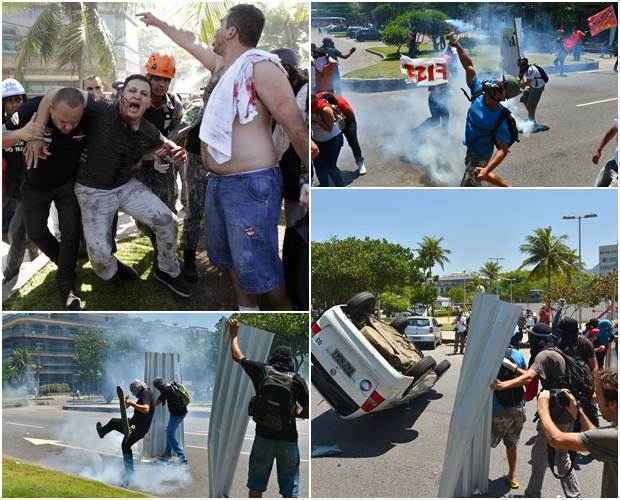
[401,316,443,349]
[311,293,450,419]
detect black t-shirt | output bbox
[76,98,163,189]
[4,97,87,189]
[129,387,156,432]
[240,358,309,442]
[2,113,27,198]
[157,384,188,417]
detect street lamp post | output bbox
[462,271,467,310]
[562,213,598,326]
[489,257,505,296]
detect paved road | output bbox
[3,404,309,497]
[321,66,617,187]
[312,29,384,74]
[311,344,604,498]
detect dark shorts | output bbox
[247,435,300,497]
[205,167,284,294]
[491,406,526,448]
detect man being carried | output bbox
[449,36,521,187]
[96,380,156,485]
[27,75,191,298]
[228,319,309,497]
[138,5,309,310]
[153,377,189,465]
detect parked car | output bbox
[345,26,364,38]
[311,292,451,419]
[400,316,443,349]
[356,28,381,41]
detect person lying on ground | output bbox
[138,5,308,311]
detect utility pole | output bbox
[562,213,598,327]
[489,257,505,296]
[462,270,467,311]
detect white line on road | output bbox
[5,422,46,429]
[576,97,618,107]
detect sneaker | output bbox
[63,290,83,310]
[155,269,191,298]
[356,158,367,175]
[96,422,104,438]
[115,260,139,281]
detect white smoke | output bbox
[446,19,476,33]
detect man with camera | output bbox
[537,369,617,498]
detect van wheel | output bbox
[345,291,376,324]
[434,359,451,378]
[409,355,436,379]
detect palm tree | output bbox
[480,260,501,293]
[416,236,451,279]
[9,347,33,385]
[519,226,578,290]
[13,2,127,83]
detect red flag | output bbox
[587,5,618,37]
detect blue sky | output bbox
[311,189,618,273]
[126,313,229,329]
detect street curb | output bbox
[342,59,599,93]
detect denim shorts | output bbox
[247,435,300,497]
[205,167,284,294]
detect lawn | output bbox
[3,230,237,311]
[3,458,148,498]
[345,45,584,79]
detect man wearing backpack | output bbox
[491,318,595,497]
[448,36,521,187]
[228,319,309,498]
[491,341,527,490]
[153,377,189,465]
[518,58,550,133]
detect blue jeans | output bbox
[247,435,300,497]
[314,134,344,187]
[205,167,284,294]
[164,414,186,461]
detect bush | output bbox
[39,383,71,395]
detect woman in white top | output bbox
[311,97,345,186]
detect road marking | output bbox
[5,422,46,429]
[23,437,121,458]
[576,97,618,107]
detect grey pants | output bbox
[524,419,581,497]
[181,153,208,254]
[4,200,28,279]
[75,178,180,280]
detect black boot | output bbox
[182,249,198,282]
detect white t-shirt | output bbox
[526,65,546,89]
[311,119,341,143]
[456,316,467,333]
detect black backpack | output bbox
[495,354,525,408]
[532,64,549,84]
[249,366,296,432]
[542,347,594,407]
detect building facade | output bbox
[598,244,618,276]
[433,272,480,296]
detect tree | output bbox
[231,313,308,373]
[519,227,579,291]
[381,22,409,54]
[74,330,110,392]
[416,235,451,279]
[379,291,410,315]
[480,260,502,293]
[410,283,438,311]
[13,2,121,84]
[372,4,396,28]
[8,348,33,386]
[386,8,449,57]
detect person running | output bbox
[26,75,191,298]
[2,78,42,285]
[96,380,155,485]
[518,58,549,132]
[82,75,106,101]
[138,4,308,311]
[592,120,618,187]
[228,319,309,498]
[136,52,184,262]
[554,36,568,76]
[153,377,189,465]
[449,36,521,187]
[7,88,87,308]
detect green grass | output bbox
[3,231,237,311]
[344,46,590,79]
[2,458,148,498]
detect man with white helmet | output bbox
[2,78,44,284]
[96,379,155,485]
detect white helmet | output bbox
[2,78,26,98]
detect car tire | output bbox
[434,359,451,378]
[409,355,436,379]
[345,291,376,324]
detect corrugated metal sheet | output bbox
[439,295,522,497]
[142,352,183,459]
[208,323,275,498]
